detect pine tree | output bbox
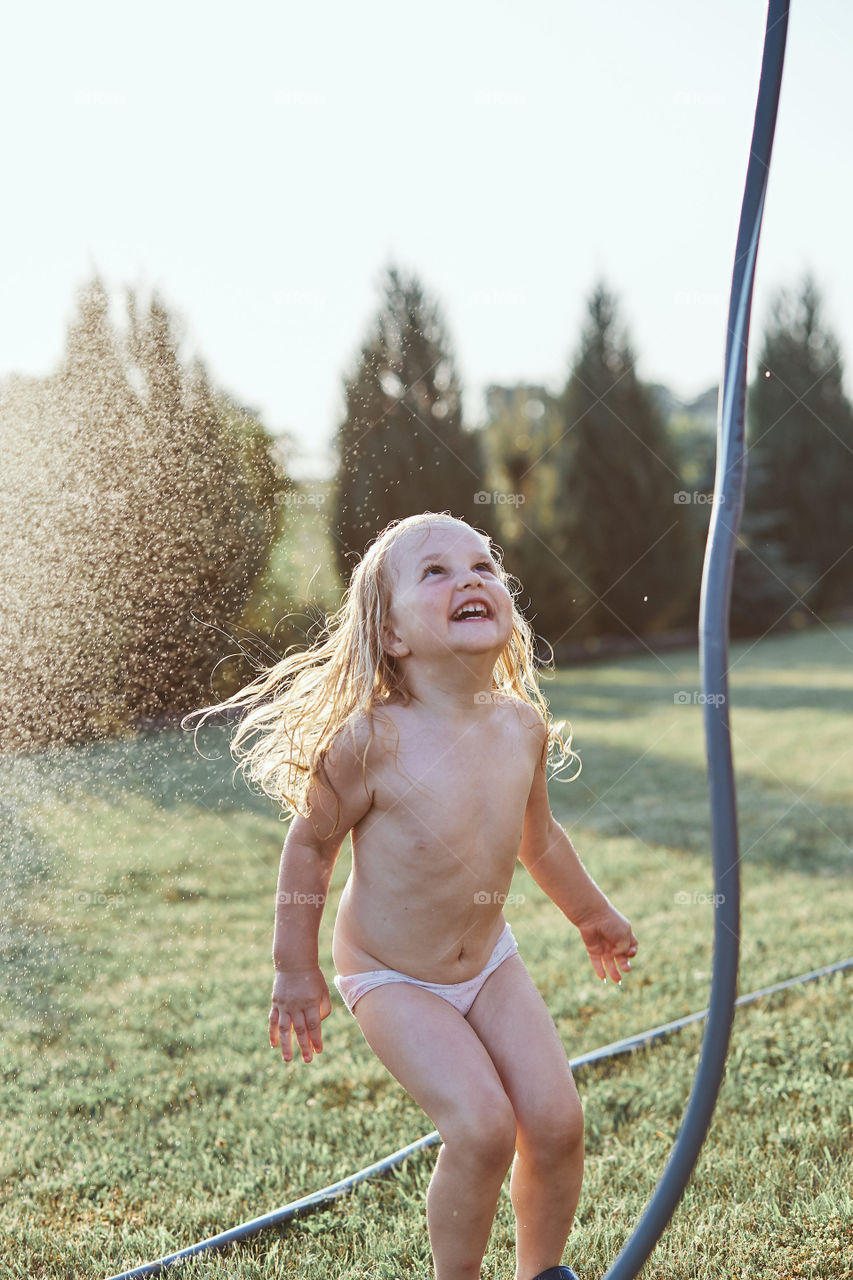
[734,274,853,630]
[479,389,578,653]
[549,283,696,642]
[120,290,285,719]
[332,264,494,581]
[0,276,286,750]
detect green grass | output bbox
[1,625,851,1280]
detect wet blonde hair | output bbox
[183,511,579,822]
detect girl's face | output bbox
[382,522,514,661]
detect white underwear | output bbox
[334,922,519,1017]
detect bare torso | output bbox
[331,697,543,983]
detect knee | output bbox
[444,1091,517,1170]
[519,1087,584,1166]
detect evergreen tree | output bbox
[120,289,285,720]
[733,274,853,632]
[549,282,696,642]
[0,275,287,750]
[479,389,580,654]
[332,264,494,581]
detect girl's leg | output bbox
[464,954,584,1280]
[352,981,518,1280]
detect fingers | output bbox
[269,1005,292,1060]
[269,1004,323,1063]
[587,944,622,983]
[608,930,639,982]
[295,1010,323,1061]
[269,1004,295,1061]
[591,945,637,984]
[618,932,639,978]
[607,944,638,983]
[290,1012,320,1063]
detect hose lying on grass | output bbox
[105,953,851,1280]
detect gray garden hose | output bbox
[602,3,789,1275]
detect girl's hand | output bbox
[576,906,638,984]
[269,967,332,1063]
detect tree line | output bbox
[333,264,853,654]
[1,266,851,750]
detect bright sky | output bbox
[3,1,851,477]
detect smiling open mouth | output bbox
[450,603,492,621]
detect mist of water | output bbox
[0,275,281,756]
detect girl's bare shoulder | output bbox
[498,697,549,772]
[364,695,413,731]
[336,703,402,762]
[501,695,547,739]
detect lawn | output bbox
[1,623,851,1280]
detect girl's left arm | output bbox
[517,723,638,982]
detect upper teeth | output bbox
[453,604,488,619]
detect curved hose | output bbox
[601,3,789,1275]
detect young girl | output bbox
[187,511,637,1280]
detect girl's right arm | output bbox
[269,716,375,1064]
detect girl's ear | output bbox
[381,621,409,659]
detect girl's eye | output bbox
[424,562,495,576]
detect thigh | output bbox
[351,980,514,1141]
[464,953,582,1145]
